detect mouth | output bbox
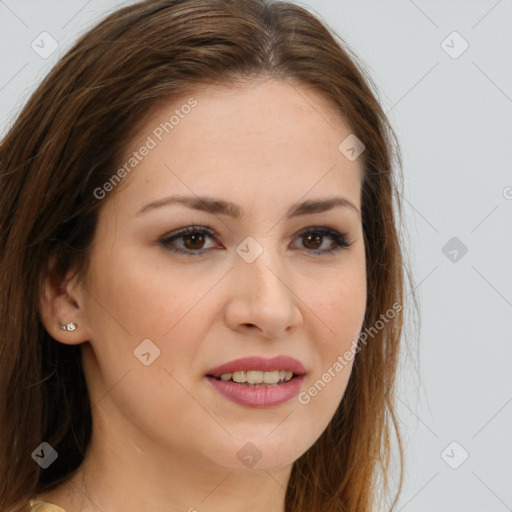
[205,355,306,406]
[207,370,297,388]
[206,355,306,381]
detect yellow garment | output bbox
[28,498,67,512]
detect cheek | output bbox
[86,248,209,340]
[313,266,367,352]
[82,247,224,403]
[80,249,210,441]
[300,263,366,407]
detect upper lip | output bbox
[206,356,306,378]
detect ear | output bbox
[39,254,91,345]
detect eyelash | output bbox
[159,224,351,257]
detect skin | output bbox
[39,77,367,512]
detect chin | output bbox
[200,432,312,473]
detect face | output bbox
[65,78,366,472]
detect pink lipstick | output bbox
[205,355,306,408]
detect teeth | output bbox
[246,371,263,384]
[232,371,246,383]
[218,370,294,384]
[263,370,280,384]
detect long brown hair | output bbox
[0,1,417,510]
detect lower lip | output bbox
[206,375,305,408]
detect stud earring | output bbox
[60,322,77,331]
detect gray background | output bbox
[1,1,511,511]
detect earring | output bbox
[60,322,77,331]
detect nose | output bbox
[224,245,303,339]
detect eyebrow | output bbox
[136,194,360,219]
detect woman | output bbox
[0,0,415,510]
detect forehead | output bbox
[145,78,350,148]
[110,78,363,215]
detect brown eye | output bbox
[160,225,219,256]
[292,227,350,256]
[182,232,206,250]
[302,233,323,250]
[160,225,350,257]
